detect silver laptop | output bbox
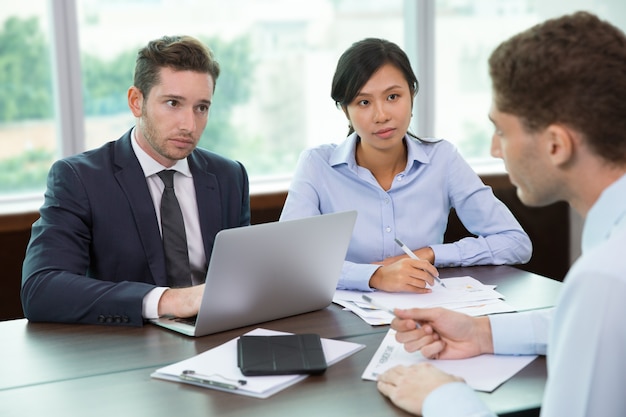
[151,210,357,336]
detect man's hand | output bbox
[391,307,494,360]
[157,284,205,318]
[377,363,464,415]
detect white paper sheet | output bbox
[362,329,537,392]
[333,276,516,325]
[366,276,507,309]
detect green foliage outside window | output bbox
[0,16,261,195]
[0,17,53,122]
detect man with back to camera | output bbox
[376,11,626,417]
[21,35,250,326]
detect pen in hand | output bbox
[393,238,447,288]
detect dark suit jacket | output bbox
[21,129,250,326]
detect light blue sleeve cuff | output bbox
[423,382,496,417]
[337,262,381,292]
[489,309,551,355]
[430,243,461,268]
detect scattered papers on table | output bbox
[333,292,395,325]
[333,276,516,325]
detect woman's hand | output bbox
[369,258,439,293]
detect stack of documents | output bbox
[333,276,515,325]
[151,328,365,398]
[362,329,537,392]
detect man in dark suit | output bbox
[21,35,250,326]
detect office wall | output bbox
[0,173,570,321]
[0,212,39,321]
[444,174,571,282]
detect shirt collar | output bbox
[131,127,192,178]
[582,172,626,252]
[328,132,432,173]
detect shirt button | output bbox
[385,227,392,233]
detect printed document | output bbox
[333,276,516,325]
[362,329,537,392]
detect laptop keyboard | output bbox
[174,316,197,326]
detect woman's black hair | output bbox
[331,38,418,136]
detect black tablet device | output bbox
[237,334,328,376]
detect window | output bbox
[75,0,406,187]
[0,2,56,207]
[0,0,625,210]
[432,0,626,167]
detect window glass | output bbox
[0,3,56,201]
[76,0,405,184]
[434,0,626,164]
[3,0,626,207]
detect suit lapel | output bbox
[112,132,168,286]
[189,152,222,262]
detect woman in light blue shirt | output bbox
[280,38,531,292]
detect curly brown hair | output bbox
[489,11,626,165]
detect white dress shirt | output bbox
[130,128,207,318]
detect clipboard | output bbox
[151,328,365,398]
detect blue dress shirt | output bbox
[424,173,626,417]
[280,133,532,290]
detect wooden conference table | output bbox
[0,265,562,417]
